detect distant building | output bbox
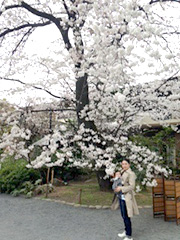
[140,115,180,168]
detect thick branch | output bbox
[1,1,72,50]
[20,1,72,50]
[62,0,71,19]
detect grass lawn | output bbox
[40,177,152,207]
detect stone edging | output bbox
[34,197,152,210]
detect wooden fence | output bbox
[152,175,180,225]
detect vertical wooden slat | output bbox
[153,175,165,218]
[153,175,180,225]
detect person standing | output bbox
[114,159,139,240]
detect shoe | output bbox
[118,231,126,238]
[124,237,133,240]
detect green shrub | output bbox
[0,157,41,194]
[11,179,42,198]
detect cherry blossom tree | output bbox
[0,0,180,190]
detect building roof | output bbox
[140,116,180,128]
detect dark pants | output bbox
[119,199,132,237]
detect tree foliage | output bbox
[1,0,180,187]
[131,127,175,165]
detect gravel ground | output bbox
[0,194,179,240]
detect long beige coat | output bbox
[111,168,139,217]
[120,168,139,218]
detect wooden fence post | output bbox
[78,188,82,204]
[51,168,54,185]
[46,167,50,198]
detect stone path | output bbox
[0,194,179,240]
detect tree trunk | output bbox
[76,72,111,190]
[76,74,111,191]
[96,169,112,191]
[76,73,96,131]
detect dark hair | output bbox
[122,159,130,164]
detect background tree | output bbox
[0,0,180,189]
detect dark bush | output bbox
[0,157,41,194]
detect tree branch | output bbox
[20,1,72,51]
[62,0,71,19]
[0,1,72,51]
[0,4,21,15]
[0,21,52,38]
[12,28,34,55]
[150,0,180,4]
[155,74,179,92]
[0,77,66,100]
[29,108,76,113]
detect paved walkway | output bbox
[0,194,179,240]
